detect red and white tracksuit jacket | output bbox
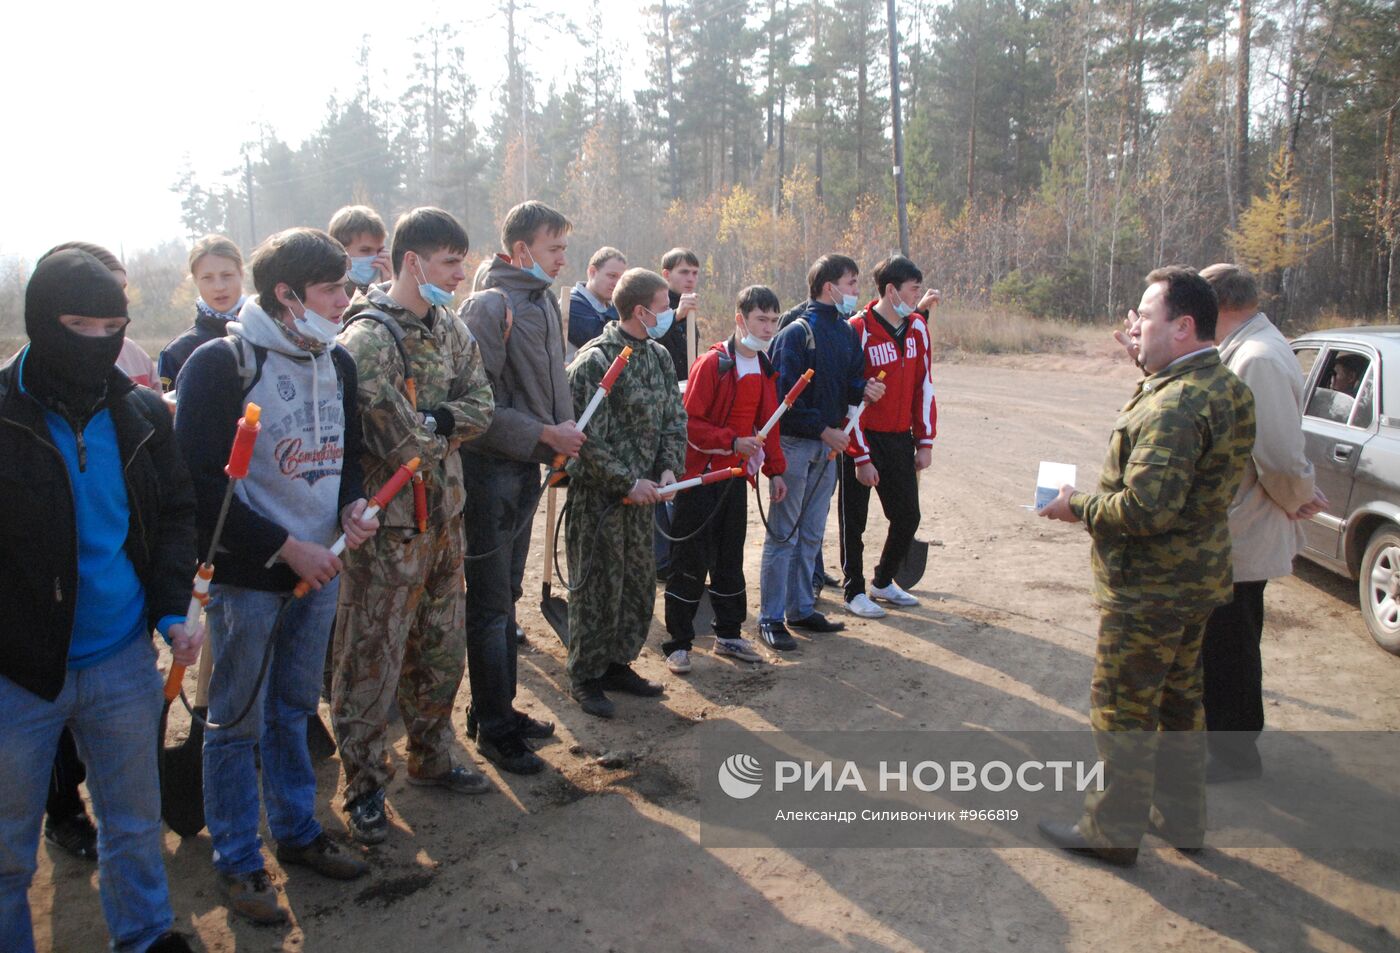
[846,304,937,465]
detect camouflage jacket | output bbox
[338,286,493,529]
[565,322,687,498]
[1069,349,1255,613]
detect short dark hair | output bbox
[614,268,670,323]
[737,285,780,316]
[39,241,124,274]
[872,256,923,297]
[1146,266,1217,341]
[328,205,387,247]
[1335,353,1368,375]
[501,201,571,252]
[189,235,243,274]
[250,228,349,318]
[391,207,469,274]
[1199,263,1259,313]
[807,254,859,301]
[661,247,700,271]
[589,246,627,270]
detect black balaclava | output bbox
[23,249,128,416]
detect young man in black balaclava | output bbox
[0,249,200,953]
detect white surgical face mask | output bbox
[739,319,771,353]
[290,291,339,344]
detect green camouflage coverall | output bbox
[1068,348,1255,853]
[564,323,686,685]
[332,287,493,800]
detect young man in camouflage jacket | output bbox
[1038,267,1255,866]
[332,208,494,844]
[564,268,687,718]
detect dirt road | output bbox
[32,357,1399,952]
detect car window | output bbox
[1294,346,1320,384]
[1305,349,1373,428]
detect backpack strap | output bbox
[344,308,416,405]
[222,335,266,399]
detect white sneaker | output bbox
[666,649,692,674]
[870,581,919,607]
[845,593,887,619]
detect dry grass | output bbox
[929,305,1091,357]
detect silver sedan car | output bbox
[1292,327,1400,654]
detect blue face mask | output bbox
[520,248,553,285]
[893,300,914,318]
[348,256,378,287]
[644,307,675,340]
[415,261,454,309]
[835,293,859,316]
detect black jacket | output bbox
[158,312,229,391]
[0,355,196,701]
[655,288,692,383]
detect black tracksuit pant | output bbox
[663,479,749,652]
[1202,580,1268,768]
[838,430,920,602]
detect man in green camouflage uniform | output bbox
[1038,267,1255,865]
[564,268,687,718]
[332,208,494,844]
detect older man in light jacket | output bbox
[1199,264,1327,781]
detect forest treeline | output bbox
[4,0,1398,339]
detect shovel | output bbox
[540,347,635,644]
[541,485,570,645]
[895,468,929,590]
[160,647,212,837]
[160,403,261,836]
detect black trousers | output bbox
[663,479,749,652]
[47,727,86,821]
[838,430,920,601]
[1202,580,1267,766]
[462,452,540,742]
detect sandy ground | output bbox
[30,356,1400,952]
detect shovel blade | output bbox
[541,584,571,647]
[159,702,207,838]
[894,539,929,591]
[306,713,337,763]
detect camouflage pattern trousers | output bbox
[332,522,466,802]
[565,486,655,684]
[1080,607,1209,855]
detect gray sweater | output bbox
[457,255,573,464]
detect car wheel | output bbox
[1358,525,1400,655]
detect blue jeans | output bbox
[760,435,838,623]
[203,582,338,876]
[0,634,172,953]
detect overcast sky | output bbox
[4,0,649,263]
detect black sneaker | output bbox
[759,621,798,651]
[571,679,616,719]
[599,663,664,697]
[788,611,845,633]
[345,789,388,845]
[478,733,546,775]
[44,812,98,862]
[467,708,555,741]
[516,711,555,740]
[515,624,527,645]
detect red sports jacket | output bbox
[682,337,787,480]
[847,303,937,464]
